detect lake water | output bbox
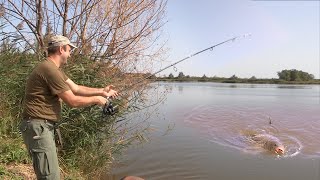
[109,82,320,180]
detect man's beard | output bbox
[62,57,68,65]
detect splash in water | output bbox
[240,129,302,157]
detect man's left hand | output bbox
[103,85,119,98]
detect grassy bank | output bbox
[0,136,34,180]
[0,52,147,179]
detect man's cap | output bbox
[48,35,77,49]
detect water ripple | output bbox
[183,104,320,158]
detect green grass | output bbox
[0,137,31,164]
[0,164,25,180]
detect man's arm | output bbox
[58,90,107,108]
[66,79,119,98]
[66,79,104,96]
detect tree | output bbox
[1,0,167,66]
[290,69,299,81]
[201,74,207,79]
[277,70,290,81]
[177,72,185,79]
[229,74,238,80]
[168,73,174,78]
[145,73,156,79]
[277,69,314,81]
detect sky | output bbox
[159,0,320,79]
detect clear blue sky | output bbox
[160,0,319,78]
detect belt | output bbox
[24,117,63,149]
[24,117,57,124]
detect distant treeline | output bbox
[154,70,319,84]
[277,69,314,81]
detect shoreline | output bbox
[154,78,320,85]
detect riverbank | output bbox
[0,137,33,179]
[155,78,320,84]
[0,162,35,180]
[0,162,84,180]
[0,52,133,179]
[0,137,85,180]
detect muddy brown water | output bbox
[109,82,320,180]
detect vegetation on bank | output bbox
[157,71,319,84]
[0,52,153,179]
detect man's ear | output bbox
[59,46,64,54]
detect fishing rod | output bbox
[103,34,251,115]
[53,34,251,147]
[55,34,251,127]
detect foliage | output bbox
[0,164,5,176]
[201,74,207,79]
[157,74,320,84]
[0,52,36,137]
[157,70,319,84]
[229,74,238,80]
[0,0,167,67]
[249,76,257,80]
[177,72,185,79]
[0,164,20,180]
[0,138,30,164]
[277,69,314,81]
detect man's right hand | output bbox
[58,90,109,108]
[95,96,108,107]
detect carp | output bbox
[251,134,285,155]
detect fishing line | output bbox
[55,34,253,126]
[52,34,251,149]
[103,34,252,116]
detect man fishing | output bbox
[19,35,118,180]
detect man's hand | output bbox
[95,96,108,107]
[103,85,119,98]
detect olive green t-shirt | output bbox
[23,60,70,122]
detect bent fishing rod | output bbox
[56,34,251,127]
[103,34,251,115]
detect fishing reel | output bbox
[102,101,119,116]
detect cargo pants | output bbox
[19,119,60,180]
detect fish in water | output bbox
[251,134,285,155]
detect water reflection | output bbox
[277,85,312,89]
[229,84,237,88]
[178,85,183,93]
